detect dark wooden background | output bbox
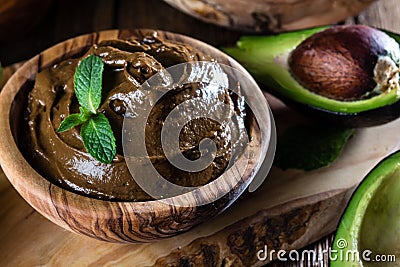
[0,0,244,66]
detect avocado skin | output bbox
[223,26,400,128]
[331,151,400,266]
[270,90,400,128]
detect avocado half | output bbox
[223,27,400,127]
[331,151,400,266]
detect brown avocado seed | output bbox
[289,25,400,101]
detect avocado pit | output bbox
[289,25,400,101]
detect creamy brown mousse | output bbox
[21,31,246,201]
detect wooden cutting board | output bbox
[1,0,400,266]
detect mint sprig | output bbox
[274,124,355,171]
[57,55,116,164]
[74,54,104,114]
[58,107,90,132]
[81,113,116,164]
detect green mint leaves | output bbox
[274,124,355,171]
[57,113,85,133]
[80,113,116,164]
[57,55,116,164]
[74,55,104,113]
[58,107,90,132]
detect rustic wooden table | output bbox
[0,0,399,266]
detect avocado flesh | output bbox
[331,151,400,267]
[359,168,400,266]
[223,27,400,114]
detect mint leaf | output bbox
[74,55,104,114]
[274,124,355,171]
[57,107,92,133]
[80,113,116,164]
[78,106,91,121]
[57,114,86,132]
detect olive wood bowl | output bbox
[0,30,272,243]
[164,0,376,32]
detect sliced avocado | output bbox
[331,151,400,266]
[223,26,400,127]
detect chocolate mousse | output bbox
[21,31,246,201]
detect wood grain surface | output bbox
[0,0,399,266]
[163,0,376,32]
